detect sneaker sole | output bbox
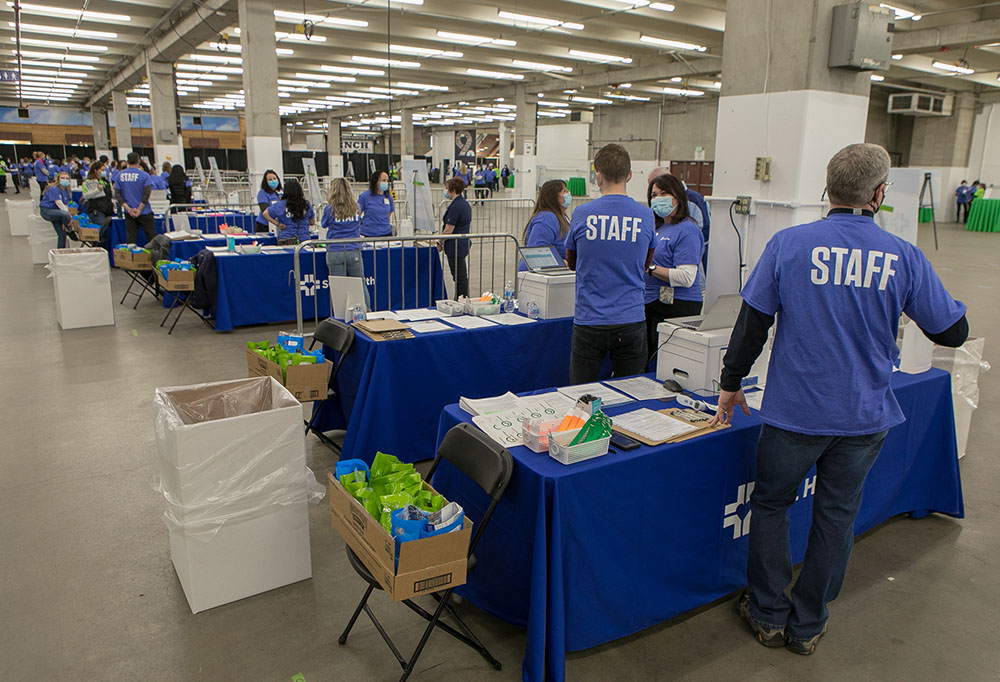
[737,593,786,648]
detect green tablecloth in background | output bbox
[919,207,934,223]
[966,198,1000,232]
[567,177,587,196]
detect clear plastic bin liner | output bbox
[933,337,989,409]
[45,247,110,282]
[153,377,325,538]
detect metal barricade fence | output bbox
[293,232,520,335]
[166,202,263,233]
[434,197,537,238]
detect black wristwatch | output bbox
[648,264,657,274]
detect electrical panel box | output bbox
[828,2,893,71]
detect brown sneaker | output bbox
[785,624,828,655]
[737,590,786,648]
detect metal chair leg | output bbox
[339,584,374,645]
[402,595,502,671]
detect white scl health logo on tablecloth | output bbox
[299,274,330,297]
[723,476,817,539]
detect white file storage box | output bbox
[153,377,313,613]
[7,198,33,237]
[47,247,115,329]
[517,271,576,319]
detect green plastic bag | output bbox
[378,492,415,532]
[569,411,613,446]
[371,451,402,479]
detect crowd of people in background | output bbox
[955,179,987,223]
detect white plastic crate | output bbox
[548,427,611,465]
[522,419,561,454]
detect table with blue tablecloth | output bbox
[431,369,962,682]
[108,213,258,249]
[168,235,277,261]
[311,315,605,464]
[212,246,445,332]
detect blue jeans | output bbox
[40,206,72,249]
[747,424,888,641]
[326,249,370,307]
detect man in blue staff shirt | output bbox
[114,152,156,244]
[711,143,969,656]
[565,143,655,383]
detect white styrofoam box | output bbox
[6,199,33,237]
[0,200,9,236]
[932,337,987,459]
[47,247,115,330]
[168,499,312,614]
[656,319,771,393]
[517,271,576,319]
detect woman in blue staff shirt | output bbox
[144,162,168,190]
[358,170,394,237]
[265,179,314,242]
[519,179,571,271]
[256,169,283,232]
[441,177,472,298]
[644,172,705,356]
[40,172,75,248]
[323,177,370,307]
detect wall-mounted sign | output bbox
[342,138,374,154]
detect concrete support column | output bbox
[512,85,538,199]
[240,0,282,188]
[91,108,112,160]
[146,60,182,168]
[430,130,455,180]
[705,0,878,307]
[326,116,344,178]
[499,123,511,175]
[111,91,133,160]
[400,109,415,160]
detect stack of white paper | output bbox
[394,308,446,321]
[445,316,497,330]
[557,382,633,407]
[459,391,522,416]
[407,320,453,334]
[612,408,698,442]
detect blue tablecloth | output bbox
[214,246,445,332]
[168,235,277,261]
[71,190,82,204]
[312,316,605,464]
[108,213,258,249]
[431,369,962,682]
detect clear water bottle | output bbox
[350,304,366,323]
[504,279,514,300]
[526,300,539,319]
[504,296,515,313]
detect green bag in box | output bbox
[379,492,415,532]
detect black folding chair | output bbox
[304,318,355,453]
[338,423,514,682]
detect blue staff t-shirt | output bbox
[115,167,153,215]
[322,205,361,251]
[150,173,168,190]
[644,217,704,304]
[267,199,314,241]
[741,212,967,436]
[256,188,281,227]
[358,190,393,237]
[33,159,49,183]
[565,194,655,326]
[40,185,70,210]
[519,211,567,271]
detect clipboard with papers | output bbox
[611,406,729,446]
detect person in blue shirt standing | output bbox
[440,177,472,298]
[114,152,156,244]
[564,144,656,383]
[323,177,370,307]
[955,179,972,223]
[144,162,168,190]
[519,179,571,271]
[255,170,282,233]
[265,179,314,242]
[358,170,394,237]
[712,143,969,656]
[33,151,50,193]
[160,161,172,183]
[40,172,75,248]
[643,173,704,356]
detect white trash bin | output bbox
[28,215,58,264]
[46,247,115,329]
[6,198,33,237]
[0,199,9,236]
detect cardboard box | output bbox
[156,267,196,291]
[245,347,332,403]
[154,377,312,613]
[67,206,79,217]
[113,249,153,270]
[328,473,470,602]
[72,218,101,243]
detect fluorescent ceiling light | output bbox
[12,50,101,62]
[466,68,524,80]
[538,111,568,118]
[390,44,463,58]
[18,67,88,78]
[604,92,650,101]
[396,81,449,91]
[274,32,327,43]
[572,96,612,104]
[296,71,356,82]
[184,54,243,65]
[669,76,682,82]
[662,86,704,96]
[16,94,69,101]
[879,4,915,20]
[512,59,572,73]
[640,35,707,52]
[320,64,384,76]
[370,86,419,95]
[649,2,675,10]
[17,60,94,71]
[932,61,974,75]
[436,31,516,47]
[176,72,228,81]
[352,55,421,68]
[609,0,649,5]
[536,99,569,107]
[870,74,885,81]
[10,38,107,52]
[497,11,583,31]
[9,22,117,39]
[20,74,83,84]
[891,54,903,60]
[177,64,243,74]
[569,49,632,63]
[273,10,368,27]
[207,42,293,55]
[279,78,331,88]
[5,2,130,22]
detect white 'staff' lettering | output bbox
[810,247,898,290]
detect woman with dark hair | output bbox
[256,169,282,232]
[519,179,571,271]
[441,176,472,298]
[644,172,704,355]
[265,178,314,242]
[168,165,192,205]
[358,170,394,237]
[82,162,115,242]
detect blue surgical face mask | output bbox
[100,170,107,177]
[268,179,279,190]
[444,189,451,200]
[651,195,675,218]
[379,181,389,192]
[561,192,572,209]
[59,178,70,188]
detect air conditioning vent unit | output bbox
[887,92,953,116]
[570,111,594,123]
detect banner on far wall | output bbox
[342,137,374,154]
[454,129,476,165]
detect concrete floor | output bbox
[1,219,998,682]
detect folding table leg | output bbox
[339,585,374,645]
[160,293,182,328]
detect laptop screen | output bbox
[521,246,563,270]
